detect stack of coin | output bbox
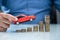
[39,21,44,32]
[21,29,26,32]
[16,30,21,32]
[45,15,50,32]
[27,27,32,32]
[33,26,38,32]
[16,29,26,32]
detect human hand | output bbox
[0,13,18,32]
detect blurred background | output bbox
[50,0,60,24]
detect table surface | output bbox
[0,24,60,40]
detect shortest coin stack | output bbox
[16,29,26,32]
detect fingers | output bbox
[0,27,7,32]
[0,13,18,22]
[0,21,10,28]
[0,16,11,24]
[7,14,18,21]
[0,13,18,32]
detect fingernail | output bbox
[13,17,18,21]
[15,17,18,21]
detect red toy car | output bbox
[13,15,36,24]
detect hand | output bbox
[0,13,18,32]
